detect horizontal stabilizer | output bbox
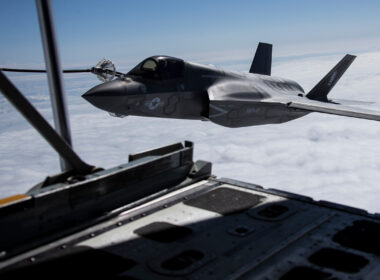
[249,42,272,75]
[306,55,356,102]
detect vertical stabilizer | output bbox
[306,55,356,102]
[249,42,272,75]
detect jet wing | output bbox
[330,99,375,106]
[286,99,380,121]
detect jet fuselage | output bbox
[83,56,308,127]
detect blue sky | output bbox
[1,0,380,68]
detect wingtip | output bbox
[258,42,273,47]
[345,54,357,60]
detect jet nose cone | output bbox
[82,80,128,113]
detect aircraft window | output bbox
[159,59,184,80]
[128,59,159,79]
[128,58,184,80]
[142,59,158,71]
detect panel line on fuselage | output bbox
[209,104,229,118]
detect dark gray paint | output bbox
[249,42,272,75]
[83,45,380,128]
[306,54,356,102]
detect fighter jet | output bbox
[81,43,380,128]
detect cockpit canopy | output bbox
[127,56,185,80]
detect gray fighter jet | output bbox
[82,43,380,128]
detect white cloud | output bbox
[1,49,380,214]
